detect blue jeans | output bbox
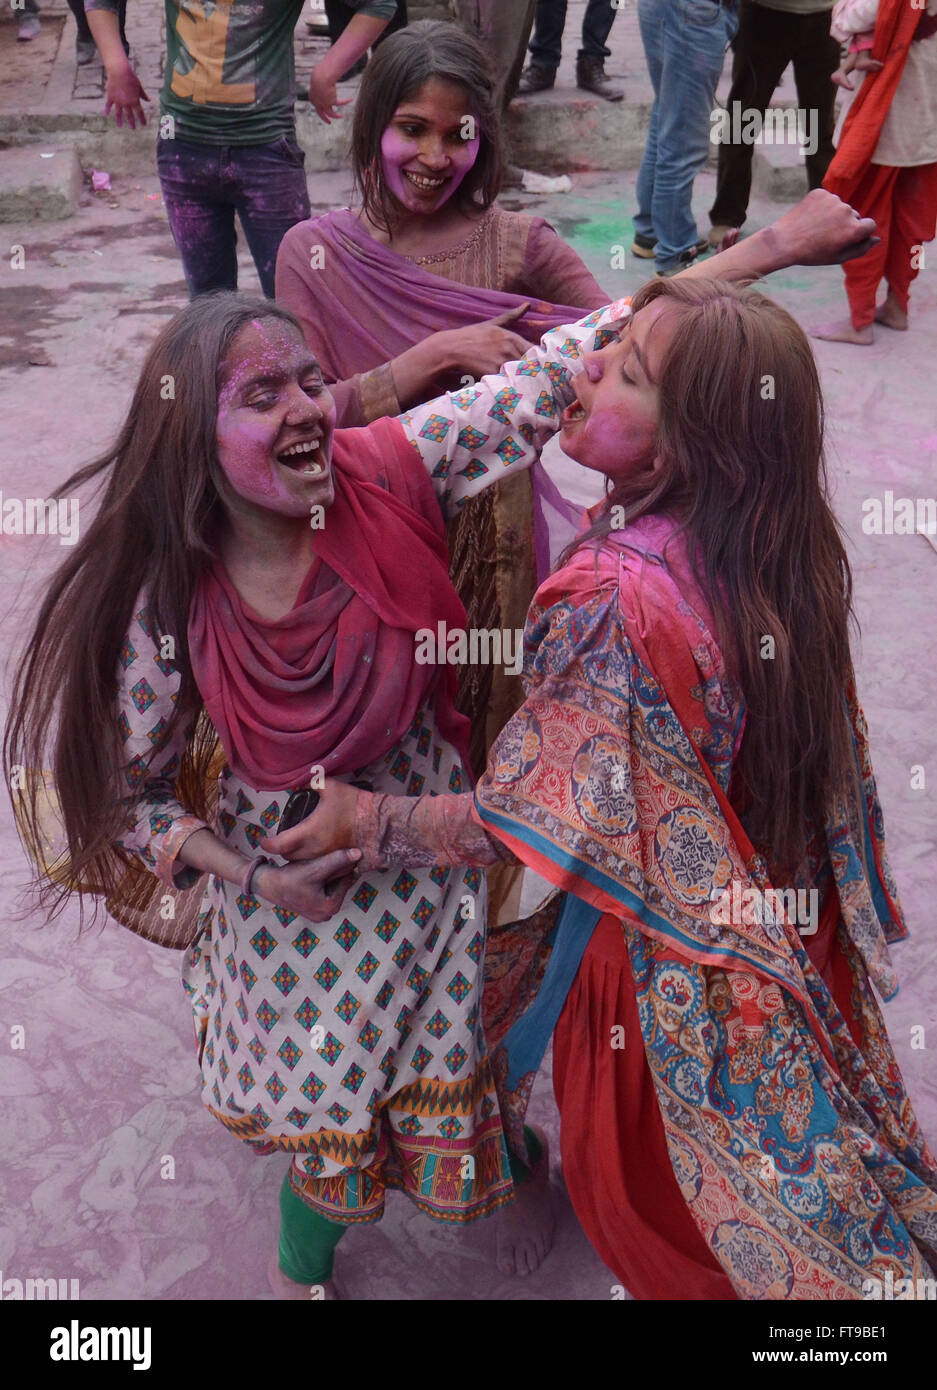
[156,136,311,298]
[634,0,738,274]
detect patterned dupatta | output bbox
[477,519,937,1299]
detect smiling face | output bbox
[379,76,481,216]
[215,319,336,519]
[560,301,682,479]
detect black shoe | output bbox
[518,64,557,95]
[76,39,97,65]
[632,232,656,259]
[576,57,623,102]
[655,245,707,278]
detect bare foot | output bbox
[495,1125,555,1276]
[267,1254,340,1300]
[874,291,908,331]
[811,318,874,345]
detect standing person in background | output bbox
[708,0,839,248]
[518,0,624,101]
[632,0,739,277]
[85,0,399,297]
[815,0,937,344]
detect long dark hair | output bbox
[4,293,302,922]
[351,19,503,233]
[567,278,855,875]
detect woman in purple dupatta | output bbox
[276,23,609,888]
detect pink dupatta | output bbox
[188,419,470,789]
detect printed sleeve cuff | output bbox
[159,818,209,890]
[359,362,401,423]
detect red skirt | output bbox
[552,902,846,1299]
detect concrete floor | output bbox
[0,159,935,1301]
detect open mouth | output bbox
[403,169,447,193]
[276,436,328,477]
[561,398,587,427]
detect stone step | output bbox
[0,145,82,221]
[751,139,810,203]
[505,92,652,173]
[0,90,830,185]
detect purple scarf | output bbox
[276,208,594,576]
[276,207,591,382]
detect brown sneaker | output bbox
[576,57,624,102]
[518,64,557,95]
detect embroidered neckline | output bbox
[406,207,499,266]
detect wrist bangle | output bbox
[241,854,273,899]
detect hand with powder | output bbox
[253,851,361,924]
[434,303,535,380]
[85,6,150,130]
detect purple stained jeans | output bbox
[156,136,311,299]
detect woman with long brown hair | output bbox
[5,291,560,1296]
[267,270,937,1297]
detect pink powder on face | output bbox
[380,106,480,216]
[216,322,335,518]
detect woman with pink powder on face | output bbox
[277,21,612,928]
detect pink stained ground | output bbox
[0,165,934,1302]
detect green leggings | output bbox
[278,1128,543,1284]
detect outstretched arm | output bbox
[680,189,878,284]
[399,303,627,518]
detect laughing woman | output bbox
[265,220,937,1296]
[6,291,583,1295]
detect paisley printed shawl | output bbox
[477,520,937,1299]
